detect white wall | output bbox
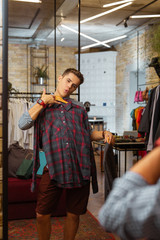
[77,51,117,133]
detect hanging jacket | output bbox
[138,87,156,142]
[103,143,117,199]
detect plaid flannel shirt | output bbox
[31,99,98,193]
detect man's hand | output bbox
[90,130,115,145]
[103,131,115,145]
[41,88,60,106]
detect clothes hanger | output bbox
[55,96,68,104]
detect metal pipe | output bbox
[137,31,139,90]
[54,0,57,91]
[9,91,78,95]
[2,0,8,238]
[78,0,81,101]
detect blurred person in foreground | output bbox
[99,139,160,240]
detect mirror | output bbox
[5,0,160,239]
[7,0,80,238]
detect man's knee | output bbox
[67,212,79,222]
[36,212,51,224]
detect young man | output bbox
[19,68,114,240]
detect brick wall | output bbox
[8,44,77,93]
[48,46,77,91]
[0,0,2,238]
[8,44,28,92]
[115,25,159,135]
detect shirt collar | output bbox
[63,101,72,111]
[51,93,72,111]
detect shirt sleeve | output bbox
[18,102,36,130]
[98,171,160,240]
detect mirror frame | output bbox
[3,0,8,239]
[3,0,81,239]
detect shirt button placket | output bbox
[61,106,69,149]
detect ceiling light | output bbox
[61,37,65,42]
[80,2,132,24]
[130,14,160,18]
[61,24,110,48]
[81,35,127,50]
[103,0,133,8]
[13,0,41,3]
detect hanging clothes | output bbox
[135,107,145,130]
[8,98,34,149]
[138,85,160,151]
[130,109,136,130]
[130,106,145,133]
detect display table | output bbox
[114,142,146,176]
[93,141,146,176]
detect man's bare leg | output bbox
[36,213,51,240]
[64,212,80,240]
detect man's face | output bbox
[56,72,81,98]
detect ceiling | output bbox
[8,0,160,50]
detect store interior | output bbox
[2,0,160,239]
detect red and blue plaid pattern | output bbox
[31,100,98,193]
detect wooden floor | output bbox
[87,152,121,240]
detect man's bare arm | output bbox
[90,130,114,145]
[131,146,160,184]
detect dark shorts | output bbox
[36,167,90,216]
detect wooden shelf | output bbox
[31,83,47,86]
[30,46,49,92]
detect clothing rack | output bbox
[10,92,42,95]
[138,81,160,87]
[9,92,41,101]
[9,92,41,97]
[9,91,79,98]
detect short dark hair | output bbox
[62,68,84,84]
